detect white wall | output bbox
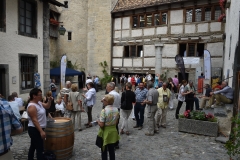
[0,0,43,100]
[223,1,240,87]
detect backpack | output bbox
[173,84,177,93]
[121,77,125,83]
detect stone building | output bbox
[52,0,118,77]
[111,0,225,84]
[0,0,66,99]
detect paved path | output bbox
[11,90,229,160]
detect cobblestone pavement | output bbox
[11,90,229,160]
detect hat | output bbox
[86,79,93,84]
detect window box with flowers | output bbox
[50,18,59,26]
[178,110,218,137]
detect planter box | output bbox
[178,118,218,137]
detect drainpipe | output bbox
[155,43,164,74]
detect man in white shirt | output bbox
[127,75,131,83]
[8,95,21,120]
[106,82,121,149]
[11,92,23,108]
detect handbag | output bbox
[95,109,105,148]
[66,101,73,111]
[66,92,73,111]
[121,91,127,109]
[22,111,28,119]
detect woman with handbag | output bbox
[68,84,84,131]
[120,82,135,135]
[97,94,120,160]
[82,82,96,128]
[27,88,53,160]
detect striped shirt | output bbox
[0,100,22,154]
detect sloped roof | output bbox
[112,0,186,13]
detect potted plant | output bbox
[178,110,218,137]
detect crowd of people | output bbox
[0,72,234,160]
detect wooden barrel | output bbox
[44,117,74,160]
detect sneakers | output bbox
[211,104,216,108]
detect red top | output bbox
[131,77,136,85]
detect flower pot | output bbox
[178,118,218,137]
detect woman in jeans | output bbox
[27,88,53,160]
[175,80,192,119]
[82,82,96,128]
[97,94,120,160]
[120,82,136,135]
[69,84,84,131]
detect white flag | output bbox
[60,55,67,89]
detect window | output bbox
[185,5,221,22]
[0,0,5,32]
[68,32,72,40]
[20,56,36,90]
[179,43,204,57]
[19,0,37,37]
[132,11,168,28]
[124,45,143,57]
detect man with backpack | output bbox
[120,74,125,92]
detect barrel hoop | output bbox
[45,128,74,133]
[46,122,73,127]
[46,132,74,138]
[46,146,73,153]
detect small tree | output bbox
[99,61,112,89]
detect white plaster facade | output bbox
[0,0,44,100]
[112,0,224,84]
[223,0,240,87]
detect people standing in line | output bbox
[131,75,136,91]
[82,82,96,128]
[97,94,120,160]
[167,78,175,110]
[144,81,159,136]
[11,92,23,108]
[0,99,23,160]
[199,84,212,109]
[106,82,121,149]
[185,81,198,110]
[120,82,136,135]
[172,75,179,87]
[69,84,84,131]
[49,79,58,99]
[156,82,170,129]
[154,74,160,89]
[175,80,192,119]
[8,95,21,120]
[134,82,148,130]
[27,88,53,160]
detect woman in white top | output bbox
[175,80,192,119]
[82,82,96,128]
[27,88,53,160]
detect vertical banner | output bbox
[60,55,67,89]
[203,50,211,80]
[175,54,186,80]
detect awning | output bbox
[50,67,83,76]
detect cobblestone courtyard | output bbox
[12,90,228,160]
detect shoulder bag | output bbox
[95,109,105,148]
[121,91,127,110]
[66,92,73,111]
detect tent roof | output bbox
[50,67,83,76]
